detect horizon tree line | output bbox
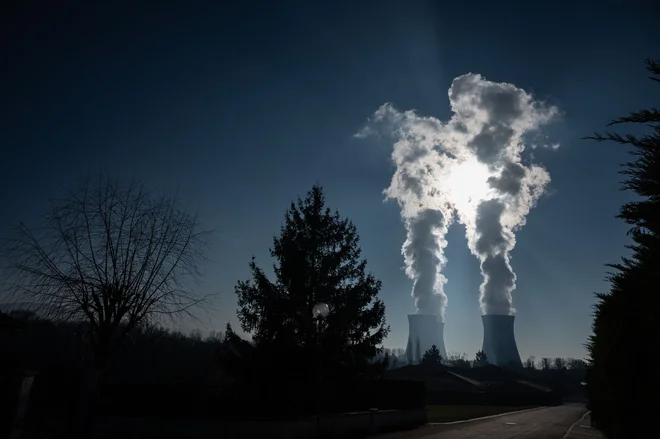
[0,177,391,431]
[0,173,589,378]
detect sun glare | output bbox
[446,158,494,213]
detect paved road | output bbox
[378,404,604,439]
[561,412,603,439]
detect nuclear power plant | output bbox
[405,314,447,365]
[480,314,522,368]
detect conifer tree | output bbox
[584,58,660,438]
[235,185,389,379]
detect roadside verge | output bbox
[430,405,546,425]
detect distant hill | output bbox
[0,302,39,313]
[0,310,24,328]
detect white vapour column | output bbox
[481,314,522,368]
[357,73,559,327]
[405,314,447,364]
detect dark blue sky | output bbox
[2,0,658,359]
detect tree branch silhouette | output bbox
[2,174,212,369]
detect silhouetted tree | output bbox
[474,350,488,367]
[540,358,552,371]
[524,356,536,370]
[206,329,224,343]
[1,174,210,433]
[6,309,36,321]
[190,329,203,341]
[0,313,233,428]
[382,348,406,369]
[375,348,399,370]
[235,185,389,382]
[446,352,470,368]
[566,358,586,371]
[215,322,255,387]
[553,357,566,371]
[584,58,660,438]
[224,322,237,342]
[382,351,392,371]
[421,345,442,367]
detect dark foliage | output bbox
[584,58,660,439]
[2,311,585,430]
[474,350,488,367]
[0,314,232,436]
[420,345,442,367]
[0,314,223,387]
[444,352,470,368]
[235,185,389,388]
[0,369,24,438]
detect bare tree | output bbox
[446,352,471,368]
[190,328,203,341]
[2,175,211,428]
[524,356,536,369]
[540,357,552,371]
[206,329,224,343]
[553,357,567,370]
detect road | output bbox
[378,404,604,439]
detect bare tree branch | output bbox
[1,174,213,369]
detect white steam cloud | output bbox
[356,73,558,319]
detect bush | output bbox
[21,365,83,438]
[96,381,219,418]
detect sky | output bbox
[2,0,659,361]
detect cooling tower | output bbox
[481,315,522,368]
[405,314,447,365]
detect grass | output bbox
[426,405,537,423]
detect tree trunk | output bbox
[74,367,102,438]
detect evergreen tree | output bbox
[421,345,442,367]
[224,322,237,342]
[235,185,389,380]
[216,322,253,382]
[584,58,660,438]
[474,350,488,367]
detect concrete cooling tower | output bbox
[481,315,522,368]
[405,314,447,365]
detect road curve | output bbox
[378,404,603,439]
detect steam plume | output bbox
[404,210,449,319]
[357,73,558,317]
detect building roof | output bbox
[385,364,554,398]
[447,370,482,387]
[448,366,553,393]
[516,379,553,393]
[447,364,525,384]
[384,365,479,392]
